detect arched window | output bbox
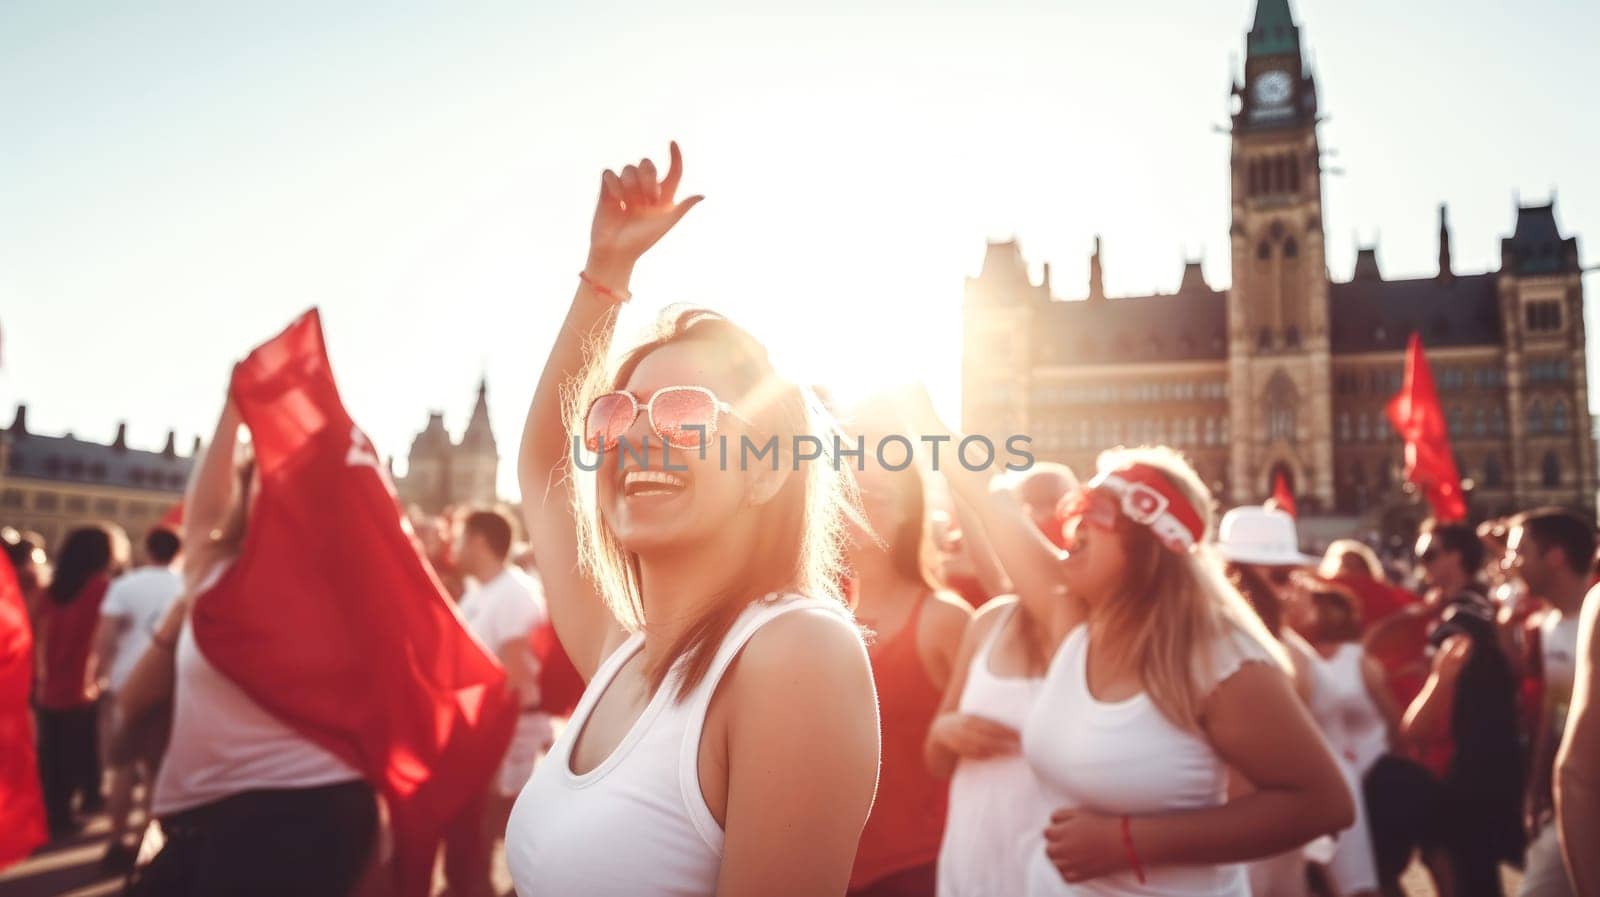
[1203,417,1217,445]
[1283,237,1299,259]
[1337,412,1351,441]
[1553,400,1569,434]
[1220,417,1230,443]
[1288,154,1300,191]
[1484,454,1503,488]
[1528,400,1544,435]
[1473,407,1487,437]
[1543,451,1562,488]
[1258,327,1273,350]
[1285,325,1301,348]
[1491,406,1507,436]
[1357,412,1371,442]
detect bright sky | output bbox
[3,0,1597,500]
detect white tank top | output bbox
[152,589,361,815]
[504,594,852,897]
[937,603,1047,897]
[1308,642,1389,776]
[1022,623,1272,897]
[1540,611,1580,736]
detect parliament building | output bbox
[961,0,1594,540]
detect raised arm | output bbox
[1556,589,1600,895]
[518,143,703,681]
[900,388,1085,639]
[182,394,241,556]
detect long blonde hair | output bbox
[1088,446,1289,731]
[565,307,861,700]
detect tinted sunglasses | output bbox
[1060,488,1120,533]
[583,386,751,452]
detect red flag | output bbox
[1386,333,1467,522]
[158,501,184,530]
[0,553,48,870]
[191,309,516,897]
[530,621,584,718]
[1271,470,1297,519]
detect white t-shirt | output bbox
[459,567,546,658]
[1022,623,1275,897]
[151,563,361,817]
[99,566,185,691]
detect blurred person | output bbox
[505,144,878,897]
[2,528,50,623]
[1318,539,1421,630]
[846,449,971,897]
[1502,509,1594,897]
[926,475,1073,896]
[123,394,377,897]
[1216,507,1333,897]
[417,513,466,601]
[1553,580,1599,896]
[1401,520,1524,896]
[35,523,127,837]
[919,421,1354,895]
[1283,578,1387,897]
[92,525,184,870]
[442,508,548,897]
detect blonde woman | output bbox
[505,144,879,897]
[914,418,1354,896]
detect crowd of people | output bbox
[3,143,1598,897]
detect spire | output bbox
[112,422,128,451]
[1088,236,1106,303]
[460,376,497,454]
[191,435,203,456]
[9,404,26,435]
[1248,0,1300,59]
[1437,204,1453,283]
[1353,244,1382,282]
[1041,262,1052,296]
[1179,258,1209,293]
[161,429,178,458]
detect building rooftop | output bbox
[4,405,193,492]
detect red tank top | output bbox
[37,574,109,710]
[849,594,948,890]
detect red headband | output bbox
[1081,463,1206,554]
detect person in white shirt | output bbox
[443,508,547,897]
[91,525,184,871]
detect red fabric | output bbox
[850,597,948,890]
[1333,574,1420,630]
[158,501,184,529]
[1367,609,1451,777]
[1386,334,1466,522]
[0,553,47,870]
[1271,471,1297,518]
[529,621,584,718]
[190,309,516,897]
[35,575,108,710]
[944,572,988,609]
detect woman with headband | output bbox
[907,402,1355,897]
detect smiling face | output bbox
[595,342,768,557]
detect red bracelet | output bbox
[1121,816,1146,884]
[578,271,631,304]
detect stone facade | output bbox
[961,0,1595,533]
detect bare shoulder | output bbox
[735,604,872,686]
[970,594,1018,632]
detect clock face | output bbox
[1254,70,1293,106]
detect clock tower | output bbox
[1226,0,1333,510]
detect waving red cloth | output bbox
[0,553,47,870]
[530,621,584,718]
[191,309,516,897]
[1386,334,1466,522]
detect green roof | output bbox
[1248,0,1300,58]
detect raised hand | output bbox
[587,142,704,281]
[1432,633,1474,680]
